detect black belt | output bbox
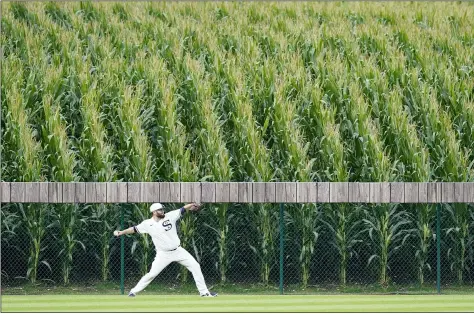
[168,245,180,251]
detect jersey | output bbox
[134,208,183,252]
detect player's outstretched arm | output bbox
[183,202,202,212]
[113,227,135,237]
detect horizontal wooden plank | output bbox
[238,182,252,203]
[296,182,308,203]
[11,182,26,203]
[127,182,140,202]
[74,182,86,203]
[465,183,474,203]
[48,182,63,203]
[170,183,181,203]
[1,182,473,204]
[181,183,201,203]
[442,182,455,203]
[63,182,75,203]
[86,182,107,203]
[253,182,265,203]
[330,182,348,203]
[390,182,404,203]
[159,182,170,202]
[454,183,464,203]
[404,182,418,203]
[201,182,216,203]
[192,182,202,203]
[1,182,11,203]
[286,182,297,203]
[107,182,127,203]
[141,182,159,203]
[96,183,107,203]
[180,183,192,202]
[117,182,128,203]
[317,182,329,203]
[229,182,238,203]
[25,182,40,203]
[361,182,371,203]
[39,182,49,203]
[350,182,369,203]
[264,182,276,203]
[85,182,95,203]
[162,182,179,202]
[216,182,230,203]
[349,183,359,203]
[427,182,441,203]
[307,182,317,202]
[419,183,428,203]
[275,182,286,203]
[369,182,382,203]
[381,182,390,203]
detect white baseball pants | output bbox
[130,247,210,295]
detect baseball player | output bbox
[113,202,217,297]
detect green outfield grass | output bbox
[2,295,474,312]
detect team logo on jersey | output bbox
[162,220,172,231]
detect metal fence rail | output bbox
[1,182,474,204]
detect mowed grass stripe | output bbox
[3,303,474,313]
[5,299,474,307]
[3,304,473,312]
[3,295,474,312]
[4,295,473,302]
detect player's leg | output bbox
[130,253,171,295]
[174,247,216,296]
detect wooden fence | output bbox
[1,182,473,203]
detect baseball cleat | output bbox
[128,292,136,297]
[201,292,218,297]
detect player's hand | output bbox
[113,230,120,237]
[189,203,201,211]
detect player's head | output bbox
[150,203,165,218]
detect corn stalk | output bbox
[319,39,402,285]
[145,56,199,283]
[295,28,357,286]
[2,56,48,284]
[353,24,434,285]
[271,54,319,288]
[363,205,413,286]
[182,55,233,283]
[345,83,400,287]
[117,82,155,276]
[77,54,117,281]
[305,79,356,286]
[42,86,81,284]
[220,54,277,285]
[402,67,470,283]
[95,21,155,274]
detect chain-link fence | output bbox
[2,202,473,294]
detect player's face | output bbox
[153,210,165,218]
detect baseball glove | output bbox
[190,203,202,212]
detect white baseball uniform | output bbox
[129,208,211,295]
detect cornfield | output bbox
[1,1,474,289]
